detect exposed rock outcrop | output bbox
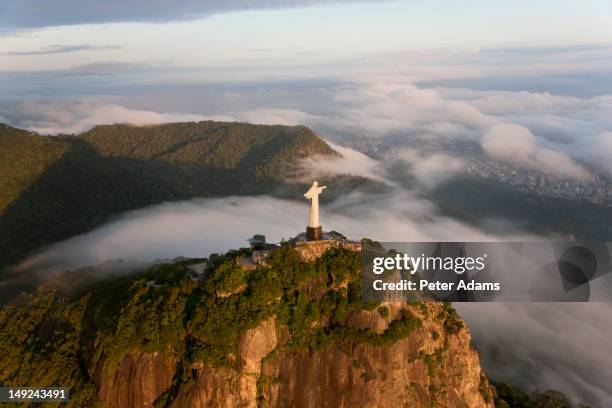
[294,240,361,261]
[99,351,176,408]
[258,303,491,408]
[170,317,278,408]
[101,303,492,408]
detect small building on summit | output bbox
[248,234,267,249]
[242,234,279,268]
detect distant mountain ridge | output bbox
[0,121,339,269]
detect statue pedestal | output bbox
[306,226,322,241]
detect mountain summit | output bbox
[0,241,494,407]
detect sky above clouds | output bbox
[1,0,612,70]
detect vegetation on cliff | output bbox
[0,245,423,406]
[492,382,591,408]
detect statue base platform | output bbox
[306,226,322,241]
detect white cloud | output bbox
[390,148,465,190]
[469,91,585,116]
[590,131,612,174]
[326,82,496,136]
[457,302,612,406]
[14,140,542,274]
[481,124,590,180]
[16,191,538,275]
[2,99,209,134]
[0,99,328,135]
[298,140,386,181]
[222,108,322,127]
[2,72,610,183]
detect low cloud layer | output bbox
[18,180,535,274]
[389,148,465,190]
[2,87,607,179]
[298,141,387,182]
[457,303,612,406]
[482,124,589,180]
[0,99,210,134]
[14,139,537,272]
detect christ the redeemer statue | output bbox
[304,180,326,240]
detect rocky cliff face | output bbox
[259,303,491,408]
[98,303,492,408]
[99,352,176,408]
[168,317,279,408]
[294,239,361,262]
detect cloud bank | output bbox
[457,303,612,406]
[0,99,210,134]
[388,148,465,190]
[5,42,610,179]
[482,124,589,180]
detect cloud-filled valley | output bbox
[16,144,538,274]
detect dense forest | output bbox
[0,121,339,270]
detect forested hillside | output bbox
[0,121,339,269]
[0,245,494,407]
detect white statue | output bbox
[304,180,326,228]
